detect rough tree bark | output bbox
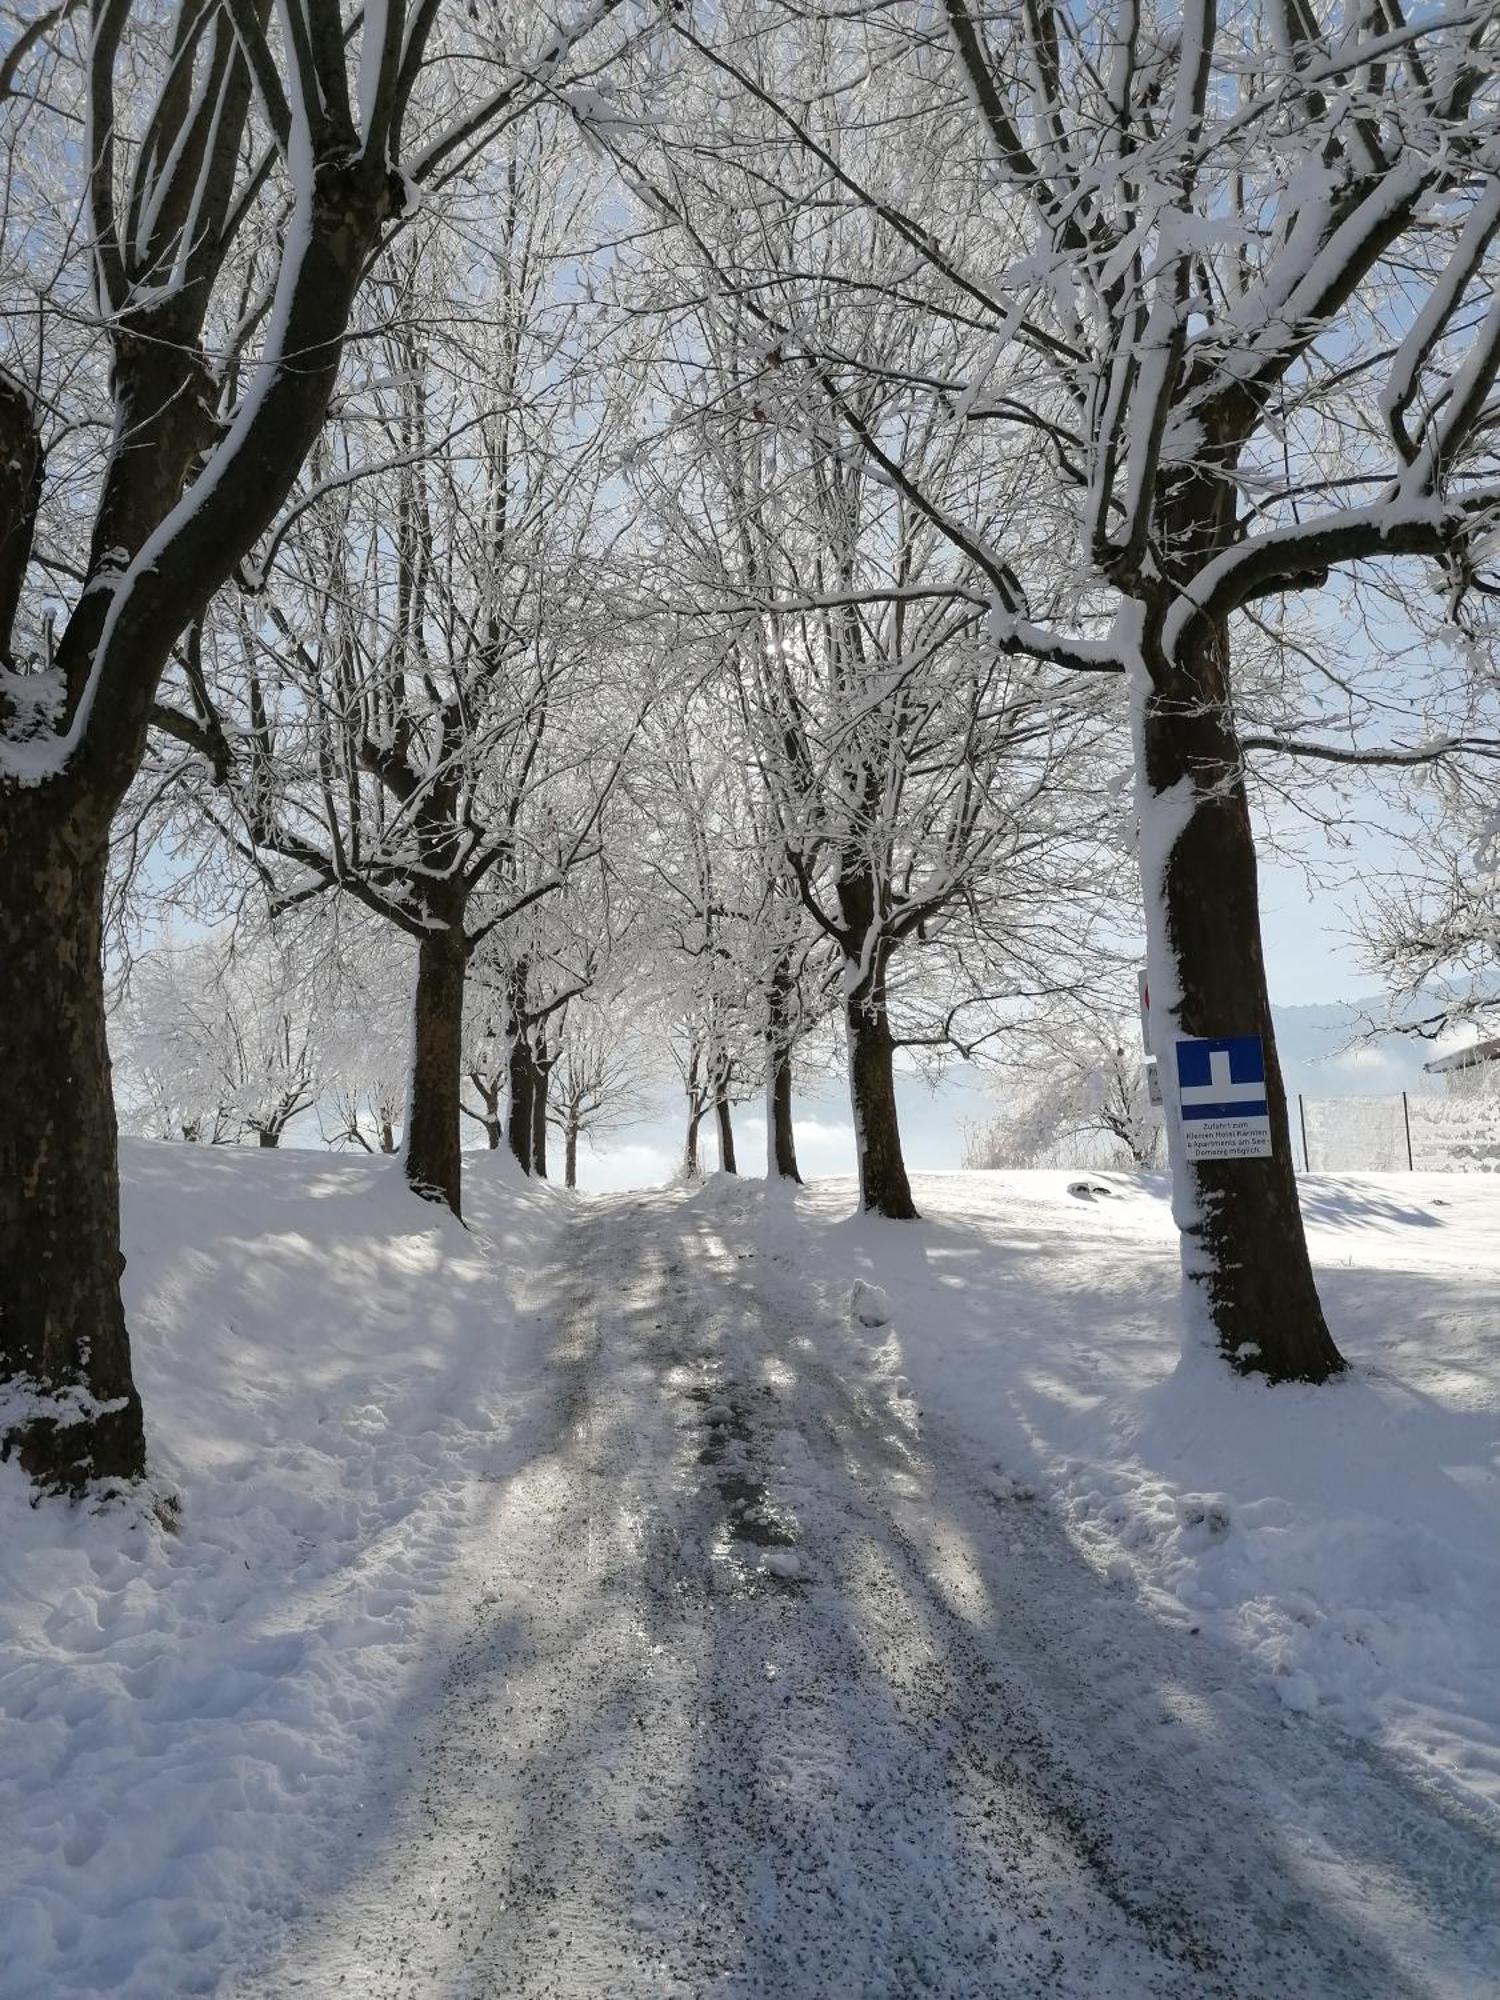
[0,373,42,669]
[531,1047,551,1181]
[932,0,1429,1380]
[765,956,802,1183]
[564,1114,580,1190]
[501,963,536,1175]
[715,1092,738,1175]
[1138,612,1344,1383]
[0,0,642,1487]
[0,795,147,1488]
[506,1044,536,1175]
[680,1042,706,1178]
[845,955,918,1221]
[767,1048,801,1184]
[835,861,917,1219]
[1124,432,1346,1384]
[403,926,468,1218]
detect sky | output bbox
[1258,850,1372,1008]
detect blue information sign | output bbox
[1171,1036,1273,1161]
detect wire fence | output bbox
[1296,1091,1500,1172]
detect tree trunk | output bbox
[0,371,43,668]
[565,1114,580,1190]
[1135,616,1343,1384]
[845,950,917,1220]
[0,159,401,1498]
[531,1059,550,1181]
[467,1075,503,1150]
[767,1047,802,1183]
[0,794,147,1487]
[506,1038,535,1175]
[715,1094,737,1175]
[765,959,802,1183]
[403,925,467,1219]
[684,1108,703,1178]
[256,1128,278,1149]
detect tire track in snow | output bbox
[234,1187,1498,1999]
[710,1190,1499,2000]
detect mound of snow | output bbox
[848,1279,891,1328]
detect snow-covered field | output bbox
[2,1148,1497,1997]
[787,1169,1500,1826]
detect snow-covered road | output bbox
[231,1184,1497,1999]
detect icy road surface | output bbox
[238,1186,1499,1999]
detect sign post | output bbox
[1171,1036,1273,1162]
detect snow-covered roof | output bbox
[1424,1037,1500,1074]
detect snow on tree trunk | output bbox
[565,1117,579,1190]
[465,1073,504,1152]
[1132,622,1344,1384]
[404,927,467,1218]
[0,793,146,1486]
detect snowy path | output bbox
[235,1187,1499,1999]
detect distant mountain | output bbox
[1271,997,1470,1101]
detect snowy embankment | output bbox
[0,1142,560,2000]
[770,1168,1500,1828]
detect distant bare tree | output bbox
[967,1016,1163,1172]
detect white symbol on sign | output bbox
[1178,1049,1267,1110]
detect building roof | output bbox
[1424,1037,1500,1075]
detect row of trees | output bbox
[3,0,1499,1489]
[111,922,652,1179]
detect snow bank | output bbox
[777,1170,1500,1828]
[0,1142,558,2000]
